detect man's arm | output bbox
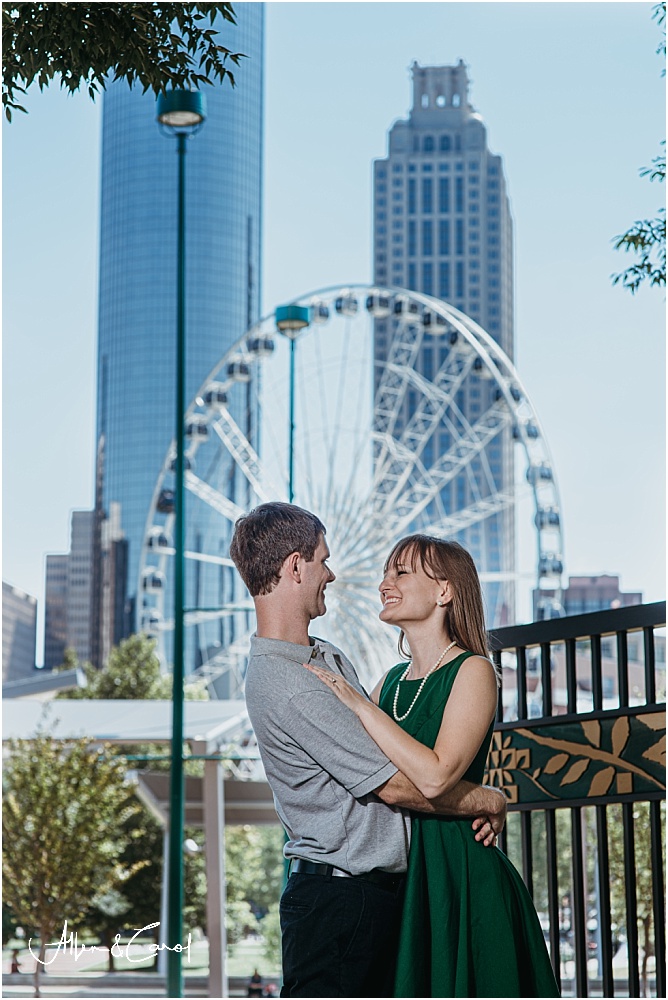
[375,771,507,845]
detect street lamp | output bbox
[156,88,206,1000]
[275,304,310,502]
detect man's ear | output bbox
[283,551,302,584]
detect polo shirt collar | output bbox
[250,632,333,664]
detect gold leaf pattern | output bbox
[588,766,615,797]
[611,716,630,757]
[544,753,569,774]
[637,713,666,731]
[561,758,589,785]
[582,720,601,747]
[642,735,666,766]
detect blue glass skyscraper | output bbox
[95,5,264,661]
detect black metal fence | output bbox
[488,602,666,999]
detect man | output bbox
[230,502,506,998]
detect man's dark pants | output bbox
[279,872,405,998]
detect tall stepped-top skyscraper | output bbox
[94,5,264,667]
[373,61,515,624]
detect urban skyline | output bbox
[3,3,665,664]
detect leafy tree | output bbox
[3,3,243,121]
[2,730,141,997]
[607,801,665,997]
[261,902,282,970]
[612,3,666,293]
[57,632,208,701]
[225,825,285,918]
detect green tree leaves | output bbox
[612,4,666,294]
[2,3,243,121]
[2,732,141,993]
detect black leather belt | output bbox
[288,858,405,890]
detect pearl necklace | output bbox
[392,641,457,722]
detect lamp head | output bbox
[156,90,206,132]
[275,304,310,340]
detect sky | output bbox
[2,1,666,664]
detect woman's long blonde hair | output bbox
[385,534,492,663]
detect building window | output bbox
[455,177,464,213]
[408,220,416,256]
[408,263,417,288]
[423,135,435,153]
[422,262,433,295]
[422,219,433,255]
[456,261,465,297]
[422,178,433,213]
[439,177,450,213]
[455,219,464,255]
[439,261,451,298]
[439,219,450,255]
[408,178,416,214]
[440,135,451,152]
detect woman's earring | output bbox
[437,600,445,607]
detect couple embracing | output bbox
[230,502,559,999]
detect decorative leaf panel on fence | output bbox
[484,706,665,807]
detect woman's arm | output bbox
[305,657,497,801]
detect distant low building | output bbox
[533,573,643,621]
[2,582,37,682]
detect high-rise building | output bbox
[43,511,96,668]
[94,5,264,666]
[372,61,515,624]
[44,554,68,669]
[2,582,37,682]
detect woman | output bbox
[307,534,560,998]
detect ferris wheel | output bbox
[139,284,564,693]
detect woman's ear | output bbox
[437,580,454,606]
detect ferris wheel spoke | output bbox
[210,407,278,501]
[420,487,527,537]
[384,402,514,536]
[372,354,478,503]
[157,547,237,568]
[373,318,425,448]
[185,471,246,522]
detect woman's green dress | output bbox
[379,652,560,999]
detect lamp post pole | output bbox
[275,304,310,504]
[288,337,296,501]
[156,90,206,1000]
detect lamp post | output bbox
[156,88,206,1000]
[275,305,310,502]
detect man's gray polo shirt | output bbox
[245,633,410,875]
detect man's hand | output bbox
[471,785,507,846]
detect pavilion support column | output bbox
[197,741,228,998]
[158,830,170,976]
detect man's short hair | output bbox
[230,502,326,597]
